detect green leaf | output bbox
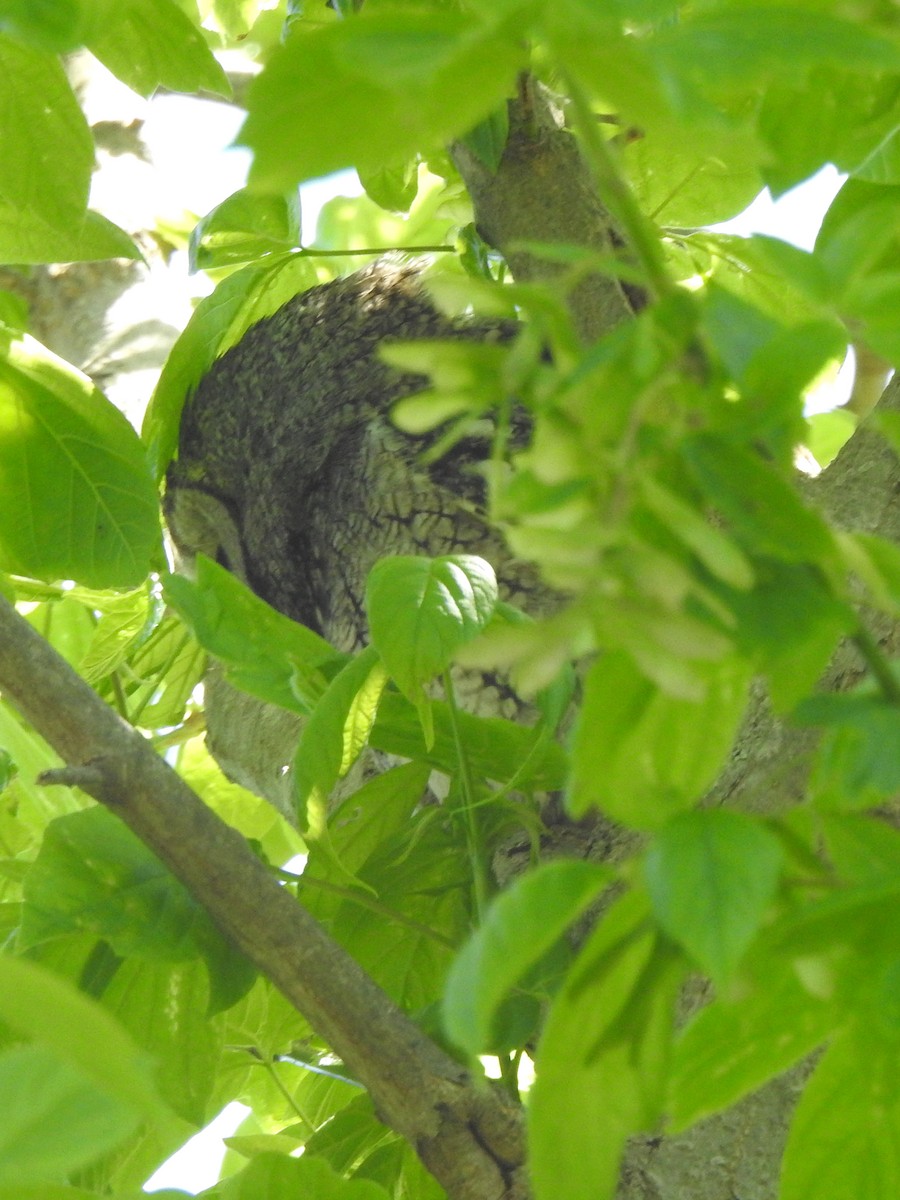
[760,70,900,196]
[0,0,84,52]
[0,335,161,587]
[669,963,836,1131]
[796,694,900,812]
[568,652,751,828]
[306,812,469,1011]
[240,11,525,189]
[0,955,168,1124]
[460,105,509,172]
[700,283,782,383]
[0,1186,110,1200]
[142,253,319,480]
[216,1151,391,1200]
[816,179,900,292]
[21,807,257,1014]
[625,120,762,227]
[529,890,684,1200]
[101,956,223,1125]
[682,433,834,563]
[644,810,782,984]
[0,204,139,265]
[189,188,302,272]
[357,159,419,214]
[637,473,754,590]
[366,554,498,711]
[0,36,92,230]
[370,690,568,792]
[648,9,900,102]
[304,762,432,899]
[293,645,390,821]
[164,557,339,714]
[86,0,229,98]
[0,1044,141,1185]
[819,813,900,886]
[781,1028,900,1200]
[443,860,611,1057]
[726,561,852,711]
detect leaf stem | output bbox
[443,669,490,923]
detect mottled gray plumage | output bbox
[166,261,547,813]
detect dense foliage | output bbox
[1,2,900,1198]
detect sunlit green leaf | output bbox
[0,36,92,229]
[647,9,900,111]
[87,0,229,98]
[189,188,301,272]
[241,11,525,189]
[101,955,223,1125]
[21,807,256,1013]
[0,955,167,1123]
[366,555,498,741]
[626,120,762,227]
[215,1150,391,1199]
[293,646,389,820]
[357,159,419,214]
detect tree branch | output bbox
[0,593,528,1200]
[452,78,638,342]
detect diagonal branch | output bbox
[0,592,528,1200]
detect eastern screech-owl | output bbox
[166,261,550,818]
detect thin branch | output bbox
[0,592,528,1200]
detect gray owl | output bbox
[166,260,550,818]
